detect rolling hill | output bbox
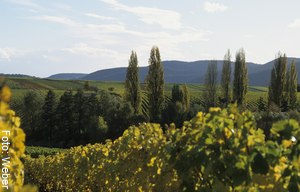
[48,73,87,80]
[48,58,300,86]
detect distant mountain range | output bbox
[47,58,300,86]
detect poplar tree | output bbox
[233,49,248,106]
[289,60,298,109]
[221,49,231,104]
[124,51,141,114]
[146,46,164,122]
[182,84,190,112]
[203,60,218,109]
[268,53,287,108]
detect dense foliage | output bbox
[25,104,300,191]
[14,89,144,147]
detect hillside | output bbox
[48,73,87,80]
[47,58,300,86]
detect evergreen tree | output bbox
[289,60,298,109]
[268,53,287,109]
[73,89,87,144]
[124,51,141,114]
[146,46,164,122]
[41,90,56,146]
[203,60,218,110]
[233,48,248,106]
[221,49,231,105]
[22,91,41,140]
[55,90,74,147]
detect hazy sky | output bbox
[1,0,300,77]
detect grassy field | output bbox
[2,76,270,103]
[3,76,289,112]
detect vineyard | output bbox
[1,80,300,191]
[24,105,300,191]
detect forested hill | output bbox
[47,58,300,86]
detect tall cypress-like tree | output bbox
[182,84,190,112]
[268,53,287,108]
[124,51,141,114]
[203,60,218,109]
[233,48,248,106]
[289,60,298,109]
[41,90,56,146]
[146,46,164,122]
[221,49,231,104]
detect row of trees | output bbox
[203,49,248,110]
[19,89,143,147]
[269,53,298,110]
[203,50,298,111]
[124,46,165,123]
[124,46,299,128]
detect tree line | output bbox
[19,89,145,147]
[201,50,298,111]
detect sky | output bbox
[1,0,300,77]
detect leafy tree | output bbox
[124,51,141,114]
[99,90,134,139]
[170,84,190,112]
[171,84,183,103]
[87,116,108,144]
[221,49,231,105]
[41,90,56,146]
[268,53,287,109]
[163,84,189,127]
[233,48,248,106]
[145,46,164,122]
[203,60,218,110]
[289,60,298,109]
